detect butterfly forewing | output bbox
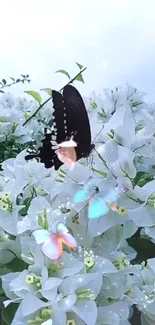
[63,85,92,159]
[74,178,96,203]
[52,90,68,144]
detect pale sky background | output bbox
[1,0,155,101]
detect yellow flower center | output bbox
[118,206,127,216]
[84,256,95,268]
[25,275,34,284]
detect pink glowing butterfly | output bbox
[33,223,77,260]
[55,138,77,169]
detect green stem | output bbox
[0,77,30,91]
[23,67,87,126]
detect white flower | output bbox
[1,84,155,325]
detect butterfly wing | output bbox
[57,223,77,249]
[38,90,72,170]
[39,133,62,170]
[42,234,63,260]
[52,90,68,144]
[63,85,94,159]
[74,177,96,203]
[74,189,91,203]
[25,130,63,170]
[104,188,119,205]
[88,196,109,219]
[88,188,119,219]
[33,229,51,244]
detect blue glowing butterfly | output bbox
[74,178,119,219]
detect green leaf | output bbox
[55,69,70,79]
[0,90,4,93]
[19,196,32,216]
[0,278,4,295]
[128,237,155,263]
[75,73,84,83]
[24,90,42,104]
[16,79,20,83]
[10,77,15,82]
[0,268,11,276]
[41,88,52,96]
[2,303,19,325]
[76,62,84,70]
[1,316,7,325]
[91,168,107,178]
[6,257,28,272]
[133,171,154,187]
[2,79,7,85]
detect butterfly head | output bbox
[95,186,99,193]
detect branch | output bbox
[0,75,31,92]
[23,67,87,126]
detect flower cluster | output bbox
[0,84,155,325]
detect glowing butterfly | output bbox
[74,178,119,219]
[33,223,77,260]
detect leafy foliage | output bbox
[24,90,42,104]
[0,74,31,92]
[55,69,70,79]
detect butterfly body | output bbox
[74,179,119,219]
[33,223,77,260]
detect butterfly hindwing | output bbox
[104,188,119,205]
[57,223,77,248]
[42,235,62,260]
[88,187,119,219]
[88,196,109,219]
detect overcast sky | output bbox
[1,0,155,101]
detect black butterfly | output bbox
[25,85,95,170]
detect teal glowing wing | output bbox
[88,196,109,219]
[74,178,96,204]
[88,187,119,219]
[104,188,119,205]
